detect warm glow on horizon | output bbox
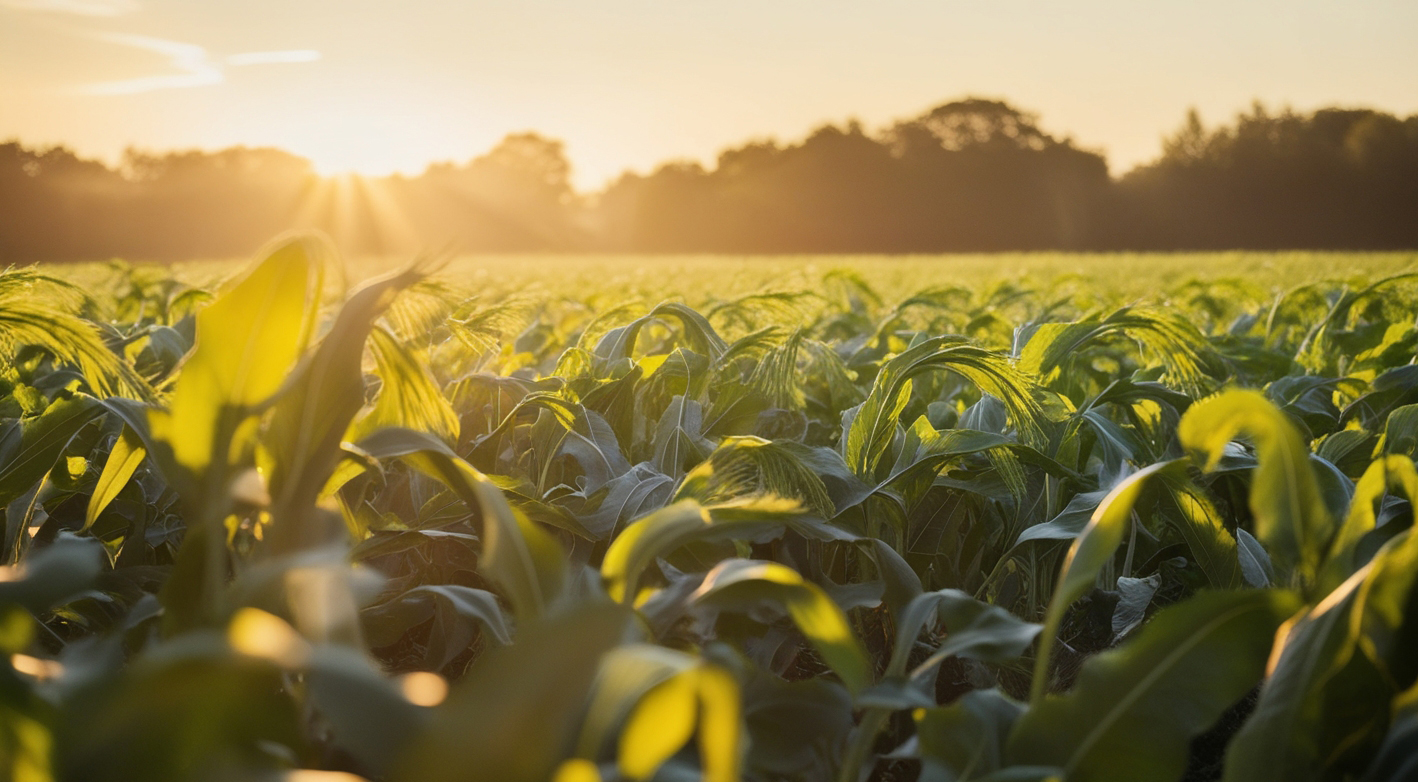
[292,172,421,254]
[305,147,422,180]
[2,1,1416,188]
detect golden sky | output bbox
[3,0,1416,187]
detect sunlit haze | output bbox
[3,0,1416,186]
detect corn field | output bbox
[2,237,1417,782]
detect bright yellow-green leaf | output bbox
[84,424,145,531]
[616,664,742,782]
[1,704,53,782]
[695,666,742,782]
[694,559,872,694]
[259,263,422,544]
[0,604,34,654]
[349,326,460,446]
[618,669,698,780]
[1321,454,1418,592]
[1359,526,1418,675]
[150,235,325,481]
[1179,389,1332,589]
[601,497,834,604]
[551,759,602,782]
[602,502,711,603]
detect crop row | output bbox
[1,238,1416,781]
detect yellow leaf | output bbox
[1179,389,1331,589]
[695,666,743,782]
[551,760,602,782]
[618,669,698,780]
[151,235,325,480]
[84,424,145,531]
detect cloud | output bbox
[82,32,221,94]
[0,0,138,15]
[80,33,319,95]
[226,50,321,66]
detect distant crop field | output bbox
[6,244,1418,782]
[358,250,1418,301]
[57,249,1418,308]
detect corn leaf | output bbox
[1009,589,1300,782]
[692,559,872,694]
[84,423,146,531]
[1180,389,1333,590]
[150,235,325,487]
[601,497,852,604]
[396,603,631,782]
[1032,460,1184,702]
[355,427,566,619]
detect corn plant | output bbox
[0,242,1415,782]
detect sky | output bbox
[2,0,1416,189]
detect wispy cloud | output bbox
[226,50,321,66]
[81,33,320,95]
[82,33,219,94]
[0,0,138,16]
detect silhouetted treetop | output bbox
[888,98,1055,153]
[1118,102,1418,249]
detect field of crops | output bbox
[2,240,1418,782]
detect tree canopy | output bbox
[3,98,1416,261]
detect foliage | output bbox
[6,99,1418,261]
[0,242,1416,782]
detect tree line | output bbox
[3,97,1416,261]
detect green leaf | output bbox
[362,584,513,670]
[593,301,728,367]
[846,421,1022,515]
[907,590,1042,682]
[0,535,104,613]
[263,263,422,541]
[1179,389,1332,590]
[0,391,104,509]
[618,663,697,779]
[1237,527,1275,587]
[396,603,632,782]
[1321,454,1418,592]
[651,395,711,479]
[601,497,852,604]
[1374,403,1418,459]
[350,326,460,445]
[1008,589,1300,782]
[1359,677,1418,782]
[84,424,146,532]
[915,689,1029,782]
[1221,564,1384,782]
[845,337,1048,483]
[303,644,427,776]
[0,269,156,402]
[577,644,695,761]
[675,436,835,516]
[1154,470,1244,589]
[1019,306,1218,395]
[356,427,566,619]
[1013,488,1107,546]
[692,559,872,694]
[1031,460,1184,702]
